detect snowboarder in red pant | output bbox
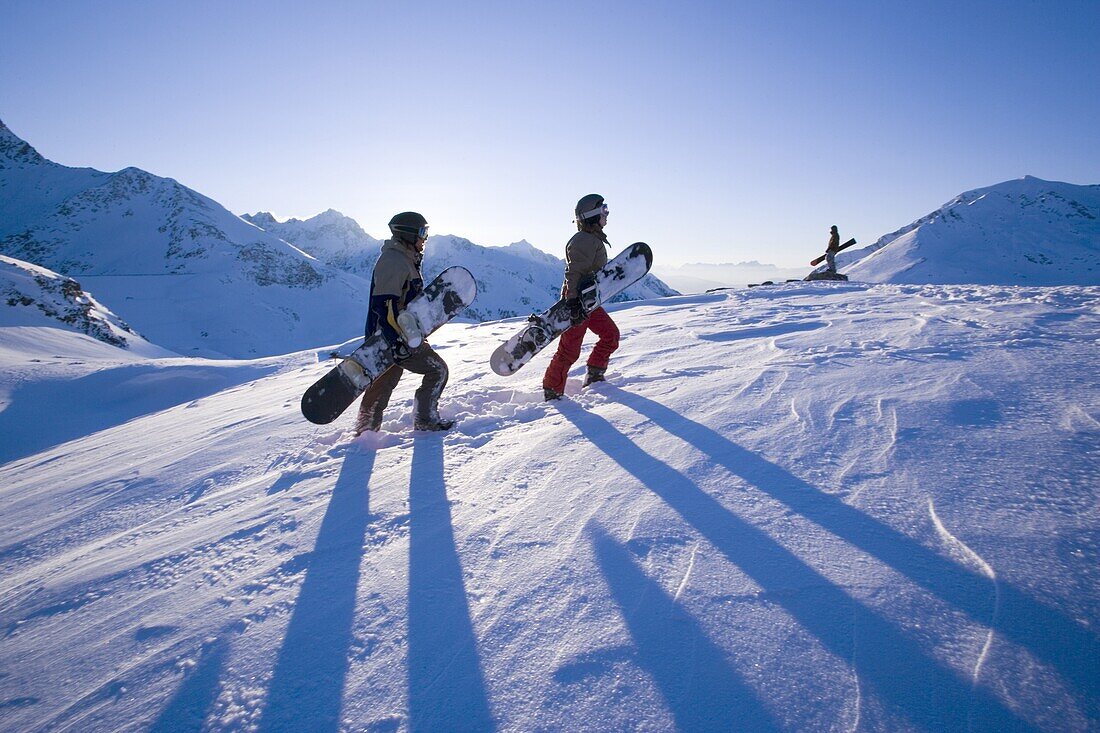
[542,194,620,400]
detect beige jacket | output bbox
[373,239,423,299]
[562,230,609,298]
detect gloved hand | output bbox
[567,297,585,325]
[392,339,411,362]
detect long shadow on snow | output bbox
[602,384,1100,717]
[556,401,1030,731]
[591,525,781,731]
[258,450,376,733]
[148,633,231,733]
[408,435,494,732]
[0,361,279,465]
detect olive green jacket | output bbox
[562,230,609,298]
[373,239,423,299]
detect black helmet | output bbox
[575,194,606,224]
[388,211,429,243]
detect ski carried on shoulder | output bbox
[810,237,856,266]
[490,242,652,376]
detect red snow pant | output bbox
[542,307,619,394]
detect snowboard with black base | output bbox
[490,242,653,376]
[301,266,477,425]
[810,237,856,266]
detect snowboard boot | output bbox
[583,366,606,387]
[543,387,564,401]
[414,417,455,432]
[353,409,382,436]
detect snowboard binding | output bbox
[526,314,554,349]
[578,273,599,316]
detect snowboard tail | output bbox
[490,242,653,377]
[301,266,477,425]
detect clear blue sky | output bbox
[3,0,1098,266]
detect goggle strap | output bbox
[580,204,608,219]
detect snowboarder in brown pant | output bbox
[354,212,452,434]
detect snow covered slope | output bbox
[837,177,1100,285]
[1,283,1097,732]
[0,120,375,359]
[244,211,678,320]
[1,255,169,356]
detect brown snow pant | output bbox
[355,343,449,433]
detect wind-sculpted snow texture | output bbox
[1,282,1097,731]
[834,176,1100,285]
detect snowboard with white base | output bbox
[490,242,652,376]
[301,266,477,425]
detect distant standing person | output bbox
[826,225,841,273]
[542,194,620,401]
[354,212,453,434]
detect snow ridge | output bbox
[927,499,1000,684]
[0,255,144,350]
[835,176,1100,285]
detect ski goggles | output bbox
[579,203,609,220]
[393,224,430,239]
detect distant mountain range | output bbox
[3,117,1097,357]
[0,121,378,358]
[835,176,1100,284]
[653,261,810,291]
[240,210,676,324]
[0,119,674,358]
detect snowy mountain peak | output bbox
[0,129,386,357]
[0,119,46,167]
[839,176,1100,285]
[243,211,279,228]
[244,209,364,231]
[314,207,349,222]
[2,125,675,356]
[241,210,382,271]
[503,239,561,265]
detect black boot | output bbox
[583,366,606,387]
[414,417,454,432]
[543,387,563,401]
